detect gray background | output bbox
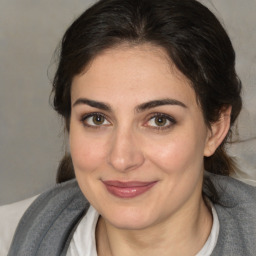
[0,0,255,205]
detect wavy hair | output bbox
[52,0,242,201]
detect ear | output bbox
[204,106,232,157]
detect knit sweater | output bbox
[8,173,256,256]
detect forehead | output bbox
[71,44,197,108]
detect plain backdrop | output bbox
[0,0,256,205]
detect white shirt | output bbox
[0,198,219,256]
[0,196,38,255]
[66,204,219,256]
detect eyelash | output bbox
[145,113,176,130]
[80,112,176,130]
[80,112,111,128]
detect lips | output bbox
[102,180,157,198]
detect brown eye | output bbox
[92,114,105,125]
[154,116,167,126]
[146,114,176,130]
[82,113,111,127]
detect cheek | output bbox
[145,128,206,174]
[69,127,108,174]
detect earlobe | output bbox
[204,106,232,157]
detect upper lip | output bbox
[102,180,157,187]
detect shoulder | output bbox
[0,196,38,255]
[8,179,90,255]
[208,172,256,203]
[206,173,256,255]
[0,179,84,255]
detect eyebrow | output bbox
[72,97,187,112]
[72,98,112,111]
[136,98,187,112]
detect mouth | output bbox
[102,180,158,198]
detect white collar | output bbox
[67,204,219,256]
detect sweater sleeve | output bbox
[0,196,38,256]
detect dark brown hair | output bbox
[52,0,242,200]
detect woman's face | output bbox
[69,44,211,229]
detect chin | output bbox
[101,205,156,230]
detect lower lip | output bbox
[103,182,157,198]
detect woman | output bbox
[2,0,256,255]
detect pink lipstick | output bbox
[102,180,157,198]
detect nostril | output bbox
[107,128,145,172]
[107,141,145,172]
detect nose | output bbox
[107,127,145,172]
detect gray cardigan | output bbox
[8,173,256,256]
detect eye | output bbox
[146,114,176,129]
[81,113,111,127]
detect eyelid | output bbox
[144,112,176,129]
[80,112,112,128]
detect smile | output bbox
[102,180,158,198]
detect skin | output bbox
[69,44,230,256]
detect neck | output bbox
[96,197,212,256]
